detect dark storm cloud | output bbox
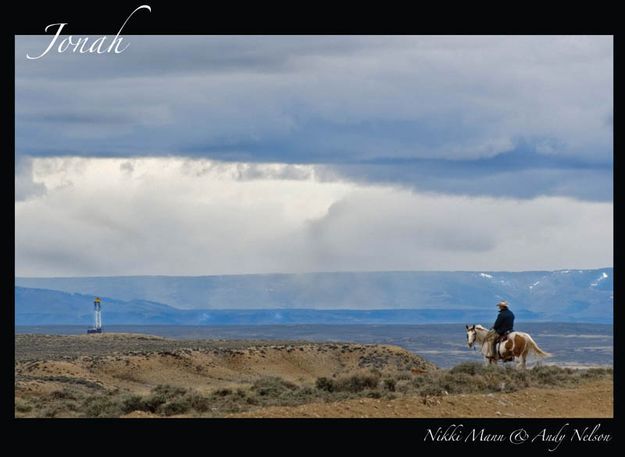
[15,35,613,201]
[329,147,613,201]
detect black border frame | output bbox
[4,2,619,453]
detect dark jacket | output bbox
[493,308,515,334]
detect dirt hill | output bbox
[16,333,435,397]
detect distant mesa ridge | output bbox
[15,268,612,325]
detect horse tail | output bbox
[525,334,551,357]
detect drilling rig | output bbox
[87,297,103,334]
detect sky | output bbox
[14,36,613,276]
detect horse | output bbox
[465,324,551,368]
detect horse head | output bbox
[465,324,477,348]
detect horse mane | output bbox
[474,324,488,331]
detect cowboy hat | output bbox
[496,300,509,308]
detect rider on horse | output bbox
[485,300,515,360]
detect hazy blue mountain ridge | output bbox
[15,268,612,324]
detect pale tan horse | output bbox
[466,324,551,368]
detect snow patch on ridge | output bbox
[590,272,608,287]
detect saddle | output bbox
[496,331,511,344]
[495,331,514,362]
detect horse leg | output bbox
[521,348,529,369]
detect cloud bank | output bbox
[14,36,613,275]
[15,35,613,201]
[15,158,612,276]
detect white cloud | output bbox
[15,157,613,276]
[15,156,46,201]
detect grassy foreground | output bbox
[15,362,612,418]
